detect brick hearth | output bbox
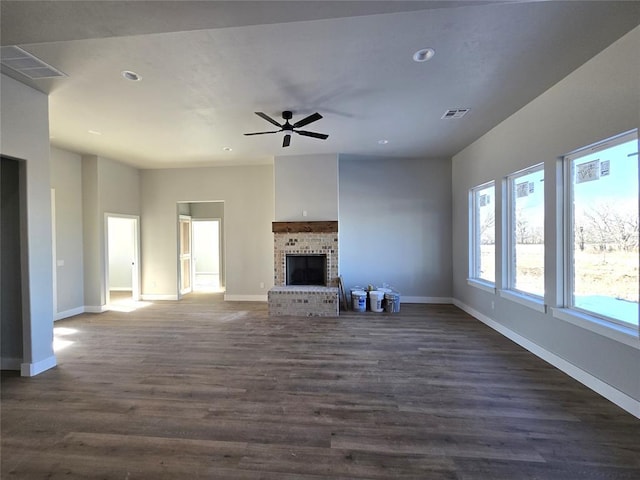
[269,221,339,317]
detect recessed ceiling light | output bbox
[413,48,435,62]
[378,139,389,145]
[88,129,102,135]
[121,70,141,81]
[222,147,233,152]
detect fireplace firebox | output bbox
[286,254,327,286]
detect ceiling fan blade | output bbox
[255,112,282,128]
[296,130,329,140]
[283,134,291,147]
[293,112,322,128]
[244,130,281,136]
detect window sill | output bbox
[498,289,547,313]
[467,278,496,294]
[551,308,639,349]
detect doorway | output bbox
[106,215,140,307]
[192,219,222,292]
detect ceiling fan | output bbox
[244,111,328,148]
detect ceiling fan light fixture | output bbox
[413,48,435,62]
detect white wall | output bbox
[0,73,56,376]
[50,147,84,317]
[451,27,640,411]
[274,154,338,221]
[339,155,452,300]
[140,165,273,300]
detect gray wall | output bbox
[275,154,338,221]
[140,165,273,299]
[82,155,140,308]
[339,155,452,299]
[0,73,55,375]
[50,147,84,315]
[451,27,640,402]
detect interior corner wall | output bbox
[451,27,640,405]
[82,155,140,309]
[50,147,84,316]
[339,155,452,299]
[274,154,338,221]
[0,73,56,375]
[140,165,273,299]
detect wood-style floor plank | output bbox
[2,293,639,479]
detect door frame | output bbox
[178,214,193,298]
[104,213,141,305]
[191,217,222,291]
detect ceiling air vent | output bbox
[441,108,470,119]
[0,46,66,79]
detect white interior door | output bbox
[179,215,192,295]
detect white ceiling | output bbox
[2,1,639,168]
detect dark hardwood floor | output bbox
[2,293,639,479]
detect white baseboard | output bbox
[1,357,22,370]
[224,294,268,302]
[140,294,178,301]
[21,355,57,377]
[403,296,453,304]
[54,306,85,321]
[84,305,109,313]
[453,299,640,419]
[109,288,132,292]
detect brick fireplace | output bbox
[268,221,339,316]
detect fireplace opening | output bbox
[286,254,327,286]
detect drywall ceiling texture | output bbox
[2,2,638,167]
[451,27,640,406]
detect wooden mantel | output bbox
[272,221,338,234]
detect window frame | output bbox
[561,129,638,330]
[504,162,545,300]
[468,181,496,290]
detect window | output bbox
[564,130,638,328]
[506,164,545,297]
[469,182,495,284]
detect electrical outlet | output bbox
[302,210,308,217]
[491,301,495,310]
[260,282,265,289]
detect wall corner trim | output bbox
[84,305,109,313]
[403,296,453,304]
[21,355,57,377]
[54,307,85,321]
[452,298,640,419]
